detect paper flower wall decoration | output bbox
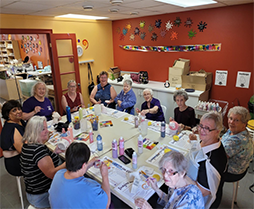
[198,21,207,32]
[188,29,197,39]
[140,32,146,40]
[120,33,125,40]
[165,20,173,30]
[160,30,167,38]
[130,34,135,41]
[134,27,140,35]
[170,31,178,40]
[148,24,154,32]
[123,28,128,35]
[151,33,158,41]
[155,19,162,28]
[174,17,181,27]
[126,23,132,31]
[184,18,193,28]
[116,27,121,34]
[140,21,145,28]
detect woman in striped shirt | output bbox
[20,116,66,208]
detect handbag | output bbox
[88,63,95,95]
[139,71,149,84]
[130,73,140,83]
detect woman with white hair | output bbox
[188,111,227,208]
[61,80,85,113]
[136,88,165,121]
[22,81,54,121]
[20,116,66,208]
[114,79,136,115]
[221,106,253,182]
[135,151,204,209]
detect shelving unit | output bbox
[0,40,21,64]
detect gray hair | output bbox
[22,116,47,144]
[159,150,188,175]
[228,106,251,124]
[123,79,132,87]
[173,90,188,102]
[201,111,223,132]
[143,88,153,96]
[31,81,48,97]
[67,80,76,87]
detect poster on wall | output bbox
[215,70,228,86]
[236,71,251,88]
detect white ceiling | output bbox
[0,0,253,20]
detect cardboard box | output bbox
[172,58,190,75]
[108,66,121,80]
[169,66,190,76]
[182,70,213,91]
[169,75,182,87]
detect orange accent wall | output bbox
[112,3,253,109]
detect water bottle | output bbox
[89,130,94,143]
[161,121,165,138]
[119,137,124,156]
[112,139,118,158]
[138,135,143,154]
[132,152,137,169]
[66,106,71,123]
[97,134,103,151]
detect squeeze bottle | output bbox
[132,152,137,169]
[89,130,94,143]
[161,121,165,138]
[138,135,143,154]
[66,106,71,123]
[112,139,118,158]
[97,134,103,151]
[119,137,124,156]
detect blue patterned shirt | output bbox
[221,129,254,174]
[157,184,204,209]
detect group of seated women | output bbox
[0,70,253,209]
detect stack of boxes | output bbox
[108,66,121,80]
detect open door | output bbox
[50,33,81,115]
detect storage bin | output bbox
[19,79,38,97]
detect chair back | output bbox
[161,105,167,117]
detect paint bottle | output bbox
[119,137,124,156]
[89,130,94,143]
[161,121,165,138]
[132,152,137,169]
[134,116,139,128]
[112,139,118,158]
[138,135,143,154]
[66,106,71,123]
[216,103,220,112]
[97,134,103,151]
[79,107,83,120]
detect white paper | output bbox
[215,70,228,86]
[236,71,251,88]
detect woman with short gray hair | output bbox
[20,116,66,208]
[170,90,196,130]
[114,79,136,115]
[222,106,253,182]
[136,88,165,121]
[135,151,204,209]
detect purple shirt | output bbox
[141,98,165,121]
[22,96,54,121]
[174,106,196,128]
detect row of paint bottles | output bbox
[197,101,220,112]
[112,137,125,158]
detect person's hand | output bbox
[135,198,153,209]
[169,117,174,122]
[97,100,102,104]
[100,162,109,177]
[140,109,148,116]
[71,106,79,112]
[179,123,184,131]
[146,177,158,191]
[189,133,197,141]
[87,157,98,168]
[117,100,122,107]
[34,106,43,114]
[54,146,65,154]
[136,108,141,114]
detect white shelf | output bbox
[79,59,94,64]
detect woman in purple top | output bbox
[136,88,165,122]
[170,90,196,130]
[22,81,54,121]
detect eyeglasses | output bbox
[69,85,76,88]
[160,167,178,176]
[198,124,217,133]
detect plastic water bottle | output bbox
[112,139,118,158]
[161,121,165,138]
[138,135,143,154]
[132,152,137,169]
[89,130,94,143]
[119,137,124,156]
[66,106,71,123]
[97,134,103,151]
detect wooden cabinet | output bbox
[0,40,21,64]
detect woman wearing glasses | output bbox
[221,106,253,182]
[61,80,85,113]
[188,111,227,209]
[135,151,204,209]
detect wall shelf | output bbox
[79,59,94,64]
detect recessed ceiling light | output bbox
[83,6,94,11]
[110,0,123,5]
[109,8,119,13]
[130,11,139,15]
[155,0,217,7]
[56,14,109,20]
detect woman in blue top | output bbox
[90,71,117,108]
[136,88,165,121]
[135,151,204,209]
[114,79,136,115]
